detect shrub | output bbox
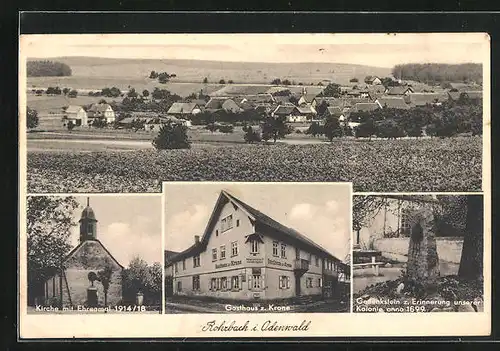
[218,124,234,134]
[27,107,39,130]
[243,125,262,143]
[152,122,190,150]
[219,79,226,84]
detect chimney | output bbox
[194,235,200,244]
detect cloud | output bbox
[289,203,315,221]
[166,204,209,251]
[325,200,339,214]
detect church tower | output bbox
[79,197,98,242]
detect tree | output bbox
[375,119,406,139]
[271,78,281,85]
[158,72,170,84]
[218,124,234,133]
[149,70,158,79]
[68,89,78,98]
[219,79,226,84]
[354,119,376,140]
[152,122,190,149]
[350,78,359,83]
[315,100,329,117]
[122,258,162,305]
[142,89,149,98]
[92,118,108,129]
[26,196,79,305]
[127,88,138,98]
[364,75,373,84]
[261,117,291,143]
[97,261,114,307]
[243,125,261,143]
[62,87,70,96]
[228,80,234,84]
[324,116,343,141]
[67,121,75,131]
[203,77,208,84]
[458,195,483,282]
[306,122,324,138]
[27,107,39,130]
[319,83,341,98]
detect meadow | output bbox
[27,137,482,193]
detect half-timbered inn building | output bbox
[165,191,350,302]
[42,199,123,308]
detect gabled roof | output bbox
[365,76,381,83]
[351,102,380,113]
[299,93,318,103]
[376,97,411,110]
[296,105,316,115]
[89,103,113,113]
[185,99,207,106]
[167,191,344,265]
[205,97,228,110]
[326,106,343,116]
[386,86,414,95]
[165,250,181,265]
[273,105,297,115]
[65,105,85,114]
[405,93,448,106]
[63,239,124,269]
[167,102,200,114]
[315,97,340,106]
[273,96,293,105]
[447,91,462,100]
[462,91,483,100]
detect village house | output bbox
[167,102,203,117]
[461,91,483,103]
[165,191,350,302]
[42,199,123,308]
[404,92,449,107]
[271,104,299,120]
[63,105,88,127]
[349,102,381,113]
[365,76,382,85]
[204,98,243,114]
[297,89,318,109]
[323,106,344,120]
[346,89,370,99]
[87,103,116,123]
[385,86,414,96]
[375,97,411,110]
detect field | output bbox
[27,137,482,193]
[26,94,122,114]
[27,56,392,85]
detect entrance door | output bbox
[295,276,301,297]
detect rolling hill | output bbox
[27,56,392,85]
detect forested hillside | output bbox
[27,60,72,77]
[391,63,482,84]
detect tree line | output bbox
[27,60,72,77]
[392,63,482,84]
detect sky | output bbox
[69,195,162,266]
[164,182,352,261]
[20,33,489,68]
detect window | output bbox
[279,276,290,289]
[308,253,312,262]
[252,275,262,289]
[272,241,279,257]
[315,257,319,267]
[400,209,411,236]
[212,248,218,261]
[216,229,219,237]
[220,245,226,260]
[221,214,234,232]
[306,278,313,288]
[216,278,221,290]
[192,275,200,290]
[221,277,228,290]
[236,219,240,227]
[177,281,182,292]
[182,259,186,270]
[250,240,260,255]
[174,263,178,273]
[318,278,322,288]
[210,278,216,290]
[193,255,200,267]
[87,223,93,235]
[231,276,240,290]
[231,241,238,257]
[281,243,286,258]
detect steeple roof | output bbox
[80,197,97,221]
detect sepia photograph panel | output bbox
[352,194,484,313]
[164,182,352,314]
[20,33,486,193]
[26,195,162,314]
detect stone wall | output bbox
[373,237,464,264]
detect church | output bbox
[43,198,123,308]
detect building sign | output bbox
[267,258,292,268]
[246,258,264,264]
[215,260,242,269]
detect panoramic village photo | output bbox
[352,194,484,313]
[22,33,485,193]
[163,182,352,313]
[26,195,163,313]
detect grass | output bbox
[26,94,122,113]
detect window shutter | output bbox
[279,276,283,289]
[248,275,252,290]
[262,274,265,289]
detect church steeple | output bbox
[79,197,98,242]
